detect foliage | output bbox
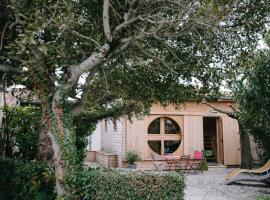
[236,37,270,163]
[0,0,269,197]
[65,168,185,200]
[3,105,42,160]
[0,159,56,200]
[198,160,208,171]
[125,150,141,165]
[256,195,270,200]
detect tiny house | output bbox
[88,100,243,170]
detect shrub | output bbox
[198,160,208,171]
[0,159,56,200]
[256,195,270,200]
[66,168,185,200]
[125,150,140,164]
[3,106,42,160]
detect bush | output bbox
[256,195,270,200]
[198,160,208,171]
[3,106,42,160]
[66,169,185,200]
[125,150,140,164]
[0,159,56,200]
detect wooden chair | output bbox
[225,160,270,185]
[151,152,165,172]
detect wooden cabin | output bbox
[88,100,244,170]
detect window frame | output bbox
[147,117,182,156]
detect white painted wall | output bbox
[88,123,101,151]
[101,119,124,167]
[0,91,4,128]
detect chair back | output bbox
[180,155,190,162]
[204,150,213,158]
[151,152,158,162]
[194,151,203,159]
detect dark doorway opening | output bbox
[203,117,217,163]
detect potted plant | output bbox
[125,150,140,169]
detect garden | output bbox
[0,0,270,199]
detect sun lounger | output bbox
[225,160,270,185]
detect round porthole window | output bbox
[147,117,181,155]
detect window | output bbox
[165,117,180,134]
[148,118,160,134]
[148,141,161,155]
[147,117,181,155]
[113,120,117,132]
[105,119,108,132]
[164,140,181,154]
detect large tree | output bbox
[0,0,269,197]
[235,36,270,164]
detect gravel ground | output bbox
[185,168,270,200]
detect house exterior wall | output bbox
[0,91,4,129]
[99,101,242,168]
[183,115,204,156]
[101,119,124,167]
[88,123,101,151]
[222,116,241,165]
[125,101,241,166]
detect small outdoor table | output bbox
[163,155,203,173]
[163,155,181,170]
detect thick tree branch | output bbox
[103,0,112,43]
[202,101,237,119]
[69,43,110,85]
[71,67,100,114]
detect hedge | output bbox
[0,159,56,200]
[0,159,185,200]
[66,169,185,200]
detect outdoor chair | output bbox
[151,152,165,172]
[192,150,205,172]
[178,155,192,174]
[225,160,270,185]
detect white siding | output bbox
[0,91,4,128]
[101,119,124,167]
[88,123,101,151]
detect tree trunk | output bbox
[36,113,53,162]
[48,128,65,196]
[36,95,54,162]
[48,92,79,198]
[239,123,253,169]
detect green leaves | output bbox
[236,37,270,163]
[4,105,42,160]
[66,169,185,200]
[0,159,56,200]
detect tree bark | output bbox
[48,128,65,196]
[36,113,53,162]
[239,123,253,169]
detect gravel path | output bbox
[185,168,270,200]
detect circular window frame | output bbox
[147,116,182,155]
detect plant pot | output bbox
[127,164,137,169]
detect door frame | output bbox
[216,117,224,164]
